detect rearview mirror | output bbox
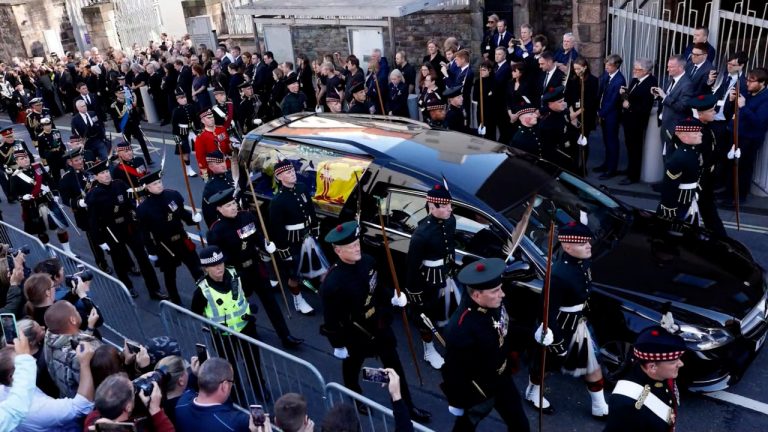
[503,260,536,282]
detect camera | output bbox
[65,269,94,290]
[9,245,30,257]
[133,366,170,397]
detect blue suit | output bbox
[597,71,626,173]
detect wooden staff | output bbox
[242,161,292,318]
[479,74,485,133]
[377,199,423,386]
[537,204,556,432]
[117,153,142,205]
[580,73,587,177]
[176,141,206,246]
[372,65,386,116]
[732,87,741,230]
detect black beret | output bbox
[324,221,360,246]
[87,159,110,175]
[689,94,717,111]
[443,86,462,98]
[541,85,566,103]
[457,258,505,290]
[210,187,236,208]
[174,87,186,98]
[285,74,299,86]
[138,170,162,186]
[350,81,365,94]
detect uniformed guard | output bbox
[604,325,687,432]
[111,88,153,164]
[194,109,232,179]
[346,81,374,114]
[206,188,304,348]
[538,85,575,170]
[405,184,457,370]
[59,147,111,273]
[136,170,205,305]
[657,118,704,223]
[529,221,610,418]
[442,258,530,432]
[280,75,307,116]
[0,126,34,202]
[211,84,235,131]
[510,102,543,155]
[269,159,324,316]
[85,160,167,300]
[36,117,67,187]
[9,149,73,254]
[418,78,447,127]
[237,81,263,134]
[191,245,270,403]
[170,87,200,178]
[25,97,51,149]
[443,86,468,132]
[320,221,431,423]
[10,82,31,124]
[110,141,148,201]
[201,150,235,228]
[689,94,726,236]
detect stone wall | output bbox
[0,0,77,60]
[82,2,121,52]
[0,4,25,60]
[182,0,228,36]
[572,0,607,72]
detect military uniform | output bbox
[604,325,687,432]
[85,160,165,299]
[321,221,430,423]
[539,86,575,170]
[171,88,200,156]
[657,119,704,222]
[690,95,726,237]
[346,81,374,115]
[237,83,263,134]
[201,151,235,227]
[136,170,204,305]
[443,86,469,133]
[24,99,52,148]
[418,88,447,127]
[510,103,543,154]
[36,121,67,187]
[442,258,529,432]
[110,90,152,163]
[211,92,235,130]
[0,127,34,202]
[194,110,233,178]
[111,142,148,200]
[206,189,302,347]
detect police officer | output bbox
[36,117,67,187]
[510,102,543,155]
[191,245,270,403]
[657,118,704,222]
[25,98,51,149]
[346,82,373,114]
[206,188,304,348]
[194,110,232,179]
[529,221,610,418]
[442,258,530,432]
[268,159,320,315]
[136,170,204,305]
[406,184,457,370]
[170,87,200,178]
[110,88,153,164]
[604,325,687,432]
[9,149,74,255]
[320,221,431,423]
[85,160,167,299]
[443,86,468,132]
[689,94,726,236]
[111,141,148,201]
[59,147,111,273]
[0,126,33,202]
[237,81,263,134]
[201,150,235,227]
[538,85,575,170]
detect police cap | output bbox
[199,245,226,266]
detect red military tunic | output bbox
[194,126,232,176]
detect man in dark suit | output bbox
[654,55,694,158]
[686,42,716,94]
[493,47,512,143]
[174,59,193,101]
[491,19,513,52]
[71,99,109,161]
[682,26,717,62]
[452,49,475,122]
[710,52,748,180]
[481,14,499,60]
[251,53,271,101]
[595,54,626,179]
[620,58,658,184]
[538,51,565,110]
[74,82,105,122]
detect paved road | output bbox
[0,115,766,431]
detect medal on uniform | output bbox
[168,201,178,212]
[237,222,256,239]
[117,195,124,204]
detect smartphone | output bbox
[0,314,18,344]
[361,367,389,384]
[95,422,137,432]
[196,343,208,364]
[250,404,265,427]
[125,340,141,354]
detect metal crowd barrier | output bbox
[158,301,328,421]
[325,382,435,432]
[46,243,146,346]
[0,221,52,266]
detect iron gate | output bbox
[113,0,162,50]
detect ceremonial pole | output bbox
[538,203,556,432]
[176,141,206,246]
[732,88,741,230]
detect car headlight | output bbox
[678,325,734,351]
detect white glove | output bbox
[230,137,241,149]
[99,243,110,252]
[264,240,276,254]
[577,134,588,146]
[333,347,349,359]
[148,254,158,263]
[727,145,741,160]
[40,185,50,193]
[391,291,408,307]
[534,324,554,346]
[22,194,33,201]
[44,165,50,172]
[77,198,87,208]
[254,118,263,126]
[191,212,202,223]
[448,406,465,416]
[315,105,324,113]
[477,124,486,136]
[53,195,61,204]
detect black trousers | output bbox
[697,172,726,237]
[0,170,12,202]
[239,266,292,341]
[211,325,269,405]
[623,118,649,181]
[342,327,414,408]
[107,226,161,294]
[451,375,530,432]
[122,124,151,162]
[158,239,203,305]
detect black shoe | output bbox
[147,159,155,166]
[598,171,617,180]
[651,183,663,193]
[281,335,304,348]
[128,288,139,298]
[525,398,555,414]
[98,262,113,275]
[618,178,637,186]
[592,165,607,173]
[409,406,432,423]
[150,291,170,300]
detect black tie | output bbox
[86,95,90,105]
[691,65,699,77]
[667,78,676,94]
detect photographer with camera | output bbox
[0,245,27,317]
[33,258,104,334]
[0,329,35,431]
[43,301,102,398]
[0,337,95,432]
[84,372,175,431]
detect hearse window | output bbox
[385,191,427,233]
[248,141,372,216]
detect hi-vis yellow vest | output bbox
[199,268,250,333]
